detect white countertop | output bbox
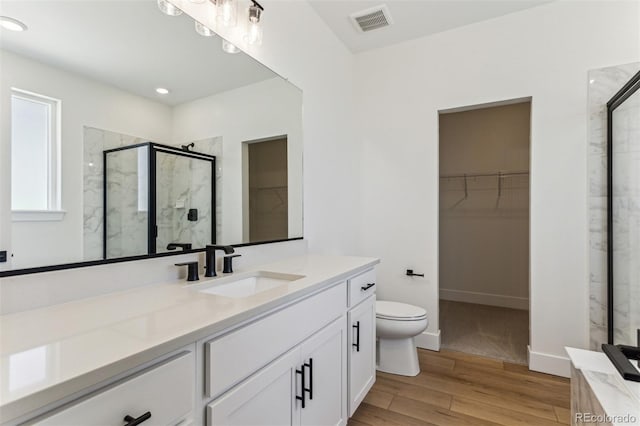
[0,254,379,423]
[566,347,640,426]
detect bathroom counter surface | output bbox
[566,347,640,425]
[0,254,379,422]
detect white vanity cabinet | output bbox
[347,270,376,417]
[207,317,347,426]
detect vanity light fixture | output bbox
[156,87,170,95]
[195,21,215,36]
[216,0,238,28]
[157,0,183,16]
[0,16,28,32]
[221,39,240,54]
[244,1,264,46]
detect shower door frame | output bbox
[103,142,216,259]
[606,70,640,344]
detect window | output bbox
[11,89,63,221]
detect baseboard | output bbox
[528,346,571,378]
[415,330,440,351]
[440,288,529,310]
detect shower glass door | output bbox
[608,70,640,346]
[154,148,215,254]
[103,144,149,259]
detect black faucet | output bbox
[175,261,199,281]
[167,243,192,251]
[205,245,234,277]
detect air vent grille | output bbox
[350,5,393,33]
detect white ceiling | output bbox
[0,1,277,106]
[308,0,554,53]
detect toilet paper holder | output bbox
[406,269,424,277]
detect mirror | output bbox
[607,70,640,347]
[0,0,303,273]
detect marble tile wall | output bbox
[83,127,146,261]
[155,137,222,252]
[83,128,223,260]
[588,63,640,349]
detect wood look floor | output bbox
[349,349,571,426]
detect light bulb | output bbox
[156,87,170,95]
[244,4,263,45]
[217,0,237,27]
[0,16,28,32]
[222,39,240,54]
[245,22,263,45]
[195,21,215,37]
[157,0,182,16]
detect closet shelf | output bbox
[439,171,529,179]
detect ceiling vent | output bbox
[349,4,393,33]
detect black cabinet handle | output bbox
[361,282,375,291]
[353,321,360,352]
[304,358,313,400]
[295,366,306,408]
[123,411,151,426]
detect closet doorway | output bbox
[438,99,531,365]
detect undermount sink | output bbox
[198,271,305,298]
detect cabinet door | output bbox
[348,295,376,417]
[298,317,347,426]
[207,348,300,426]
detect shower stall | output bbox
[103,142,215,259]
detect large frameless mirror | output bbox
[0,0,303,275]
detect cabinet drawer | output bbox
[205,282,346,399]
[33,351,195,426]
[348,269,376,308]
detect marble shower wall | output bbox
[588,63,640,349]
[155,137,222,252]
[83,128,222,260]
[83,127,146,261]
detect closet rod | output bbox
[439,171,529,179]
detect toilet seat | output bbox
[376,301,427,321]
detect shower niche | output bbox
[103,142,215,260]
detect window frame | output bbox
[10,88,64,222]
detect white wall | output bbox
[355,1,640,375]
[171,77,303,244]
[0,50,173,269]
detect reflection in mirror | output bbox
[0,0,303,273]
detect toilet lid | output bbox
[376,301,427,320]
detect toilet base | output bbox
[376,336,420,376]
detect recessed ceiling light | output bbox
[156,87,170,95]
[0,16,28,32]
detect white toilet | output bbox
[376,300,428,376]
